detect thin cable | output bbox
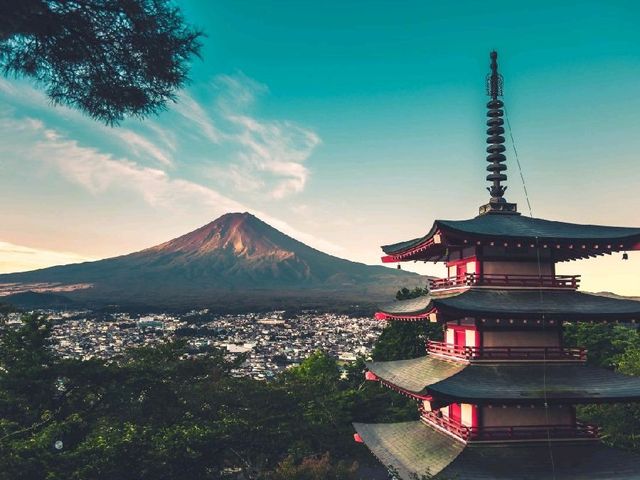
[504,106,533,218]
[534,236,557,480]
[505,104,557,479]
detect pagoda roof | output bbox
[353,421,640,480]
[381,214,640,262]
[376,290,640,321]
[366,356,465,393]
[353,421,464,479]
[366,356,640,403]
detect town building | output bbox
[354,51,640,479]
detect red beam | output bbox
[374,312,433,321]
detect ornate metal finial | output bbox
[487,51,503,99]
[479,51,518,215]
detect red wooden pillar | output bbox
[450,403,461,423]
[476,245,483,284]
[471,404,479,429]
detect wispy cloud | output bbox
[215,72,269,108]
[207,73,321,198]
[0,114,343,258]
[0,241,96,274]
[0,79,175,168]
[1,74,321,200]
[35,127,244,212]
[0,78,46,105]
[173,91,224,144]
[114,130,174,167]
[146,122,178,151]
[229,114,319,198]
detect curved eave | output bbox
[437,290,640,321]
[381,225,445,263]
[375,294,439,321]
[380,216,640,263]
[446,231,640,263]
[375,377,433,401]
[432,363,640,404]
[368,357,640,404]
[374,311,435,321]
[366,356,465,397]
[382,222,439,254]
[438,216,640,245]
[376,290,640,322]
[353,421,464,480]
[354,421,640,480]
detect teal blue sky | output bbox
[1,1,639,294]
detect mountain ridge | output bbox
[0,213,423,310]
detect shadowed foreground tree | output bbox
[0,0,201,124]
[563,322,640,452]
[268,453,358,480]
[0,317,412,479]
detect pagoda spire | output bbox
[479,51,518,215]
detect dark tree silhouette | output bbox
[0,0,202,124]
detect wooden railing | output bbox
[420,409,599,442]
[420,409,471,440]
[427,340,587,362]
[468,423,600,441]
[428,273,580,291]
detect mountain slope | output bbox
[0,213,421,308]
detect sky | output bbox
[0,0,639,295]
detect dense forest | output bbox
[1,297,640,479]
[0,312,414,480]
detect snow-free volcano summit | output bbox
[0,213,420,310]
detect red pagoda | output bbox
[353,52,640,479]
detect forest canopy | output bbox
[2,304,640,478]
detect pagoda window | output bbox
[447,247,477,263]
[445,324,479,348]
[446,256,479,280]
[481,260,553,276]
[460,403,477,427]
[482,328,561,349]
[446,328,454,345]
[481,245,553,261]
[443,403,478,428]
[481,405,574,428]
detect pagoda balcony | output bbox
[419,409,600,443]
[428,273,581,292]
[427,340,587,362]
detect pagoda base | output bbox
[353,421,640,480]
[478,201,519,215]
